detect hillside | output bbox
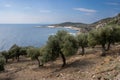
[90,13,120,28]
[53,22,88,28]
[52,13,120,32]
[0,44,120,80]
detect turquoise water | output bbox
[0,24,77,51]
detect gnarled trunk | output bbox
[60,52,66,67]
[36,57,43,67]
[101,44,106,56]
[81,47,85,56]
[5,58,8,63]
[106,42,111,51]
[36,57,40,67]
[17,55,20,62]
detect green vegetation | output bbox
[76,33,88,55]
[1,44,28,63]
[42,30,78,67]
[88,25,120,56]
[1,51,10,63]
[9,44,21,62]
[53,22,87,28]
[27,47,43,67]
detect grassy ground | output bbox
[0,45,120,80]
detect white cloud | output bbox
[73,8,97,13]
[106,2,120,6]
[4,4,12,7]
[40,10,51,13]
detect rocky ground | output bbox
[0,45,120,80]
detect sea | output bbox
[0,24,77,51]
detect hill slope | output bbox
[0,45,120,80]
[90,13,120,28]
[52,13,120,31]
[53,22,88,28]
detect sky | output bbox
[0,0,120,24]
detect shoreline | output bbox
[34,25,81,35]
[48,26,80,30]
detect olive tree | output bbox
[105,25,120,50]
[27,47,43,67]
[76,33,88,55]
[62,34,78,56]
[43,30,78,67]
[88,25,120,56]
[9,44,21,61]
[88,28,108,56]
[1,51,9,63]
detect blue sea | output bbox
[0,24,77,51]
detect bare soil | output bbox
[0,45,120,80]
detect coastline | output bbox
[48,26,81,34]
[35,25,81,35]
[48,26,80,30]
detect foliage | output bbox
[42,30,78,67]
[27,47,40,60]
[62,34,78,56]
[76,33,88,55]
[77,33,88,47]
[9,44,21,61]
[88,24,120,56]
[27,47,43,67]
[1,51,10,63]
[88,29,99,47]
[1,45,29,63]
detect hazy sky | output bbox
[0,0,120,24]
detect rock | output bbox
[56,74,60,77]
[97,76,101,80]
[104,56,112,63]
[56,73,63,77]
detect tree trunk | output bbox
[106,42,111,51]
[36,57,40,67]
[101,44,106,56]
[60,52,66,67]
[81,47,85,56]
[5,58,8,63]
[17,55,20,62]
